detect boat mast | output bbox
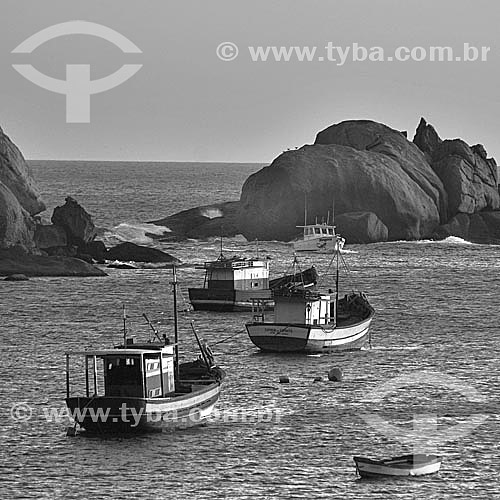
[335,241,339,325]
[172,265,180,379]
[122,304,127,346]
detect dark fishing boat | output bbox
[354,454,442,478]
[65,267,225,434]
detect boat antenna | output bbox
[255,238,260,259]
[190,320,211,368]
[142,313,163,343]
[122,304,127,346]
[327,210,330,225]
[218,225,225,259]
[172,265,180,380]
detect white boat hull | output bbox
[246,315,373,353]
[354,454,441,478]
[294,236,345,253]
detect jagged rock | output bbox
[238,141,442,242]
[412,117,442,160]
[51,196,97,247]
[0,182,35,250]
[0,126,45,215]
[431,139,499,216]
[335,212,388,243]
[150,201,240,240]
[34,224,68,249]
[0,248,107,277]
[106,242,181,263]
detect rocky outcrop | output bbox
[34,224,68,250]
[430,139,499,216]
[0,247,107,277]
[150,201,240,240]
[0,126,45,215]
[433,211,500,244]
[238,141,443,241]
[51,196,97,246]
[0,182,36,250]
[412,117,442,161]
[335,212,388,243]
[107,242,181,263]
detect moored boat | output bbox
[353,454,442,478]
[245,236,374,353]
[65,267,225,434]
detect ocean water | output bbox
[1,161,499,499]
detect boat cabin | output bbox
[297,224,336,240]
[273,289,332,326]
[200,257,269,292]
[65,343,175,400]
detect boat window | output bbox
[328,228,333,235]
[315,228,321,234]
[322,228,328,235]
[253,282,260,288]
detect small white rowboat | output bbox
[354,454,441,478]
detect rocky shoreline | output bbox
[152,118,500,245]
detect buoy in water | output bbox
[327,367,343,382]
[313,376,323,382]
[279,376,290,384]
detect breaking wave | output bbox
[103,222,171,246]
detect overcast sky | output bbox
[1,0,499,163]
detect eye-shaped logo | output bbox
[360,370,489,454]
[12,20,142,123]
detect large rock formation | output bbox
[0,126,45,215]
[238,120,446,241]
[0,125,107,275]
[150,201,240,240]
[151,118,499,244]
[0,127,45,250]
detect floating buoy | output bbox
[4,274,29,281]
[279,376,290,384]
[328,367,343,382]
[313,376,323,382]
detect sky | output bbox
[1,0,499,163]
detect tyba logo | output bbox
[12,20,142,123]
[359,370,489,454]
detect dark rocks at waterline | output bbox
[0,248,107,277]
[106,242,181,264]
[432,211,500,244]
[149,201,240,240]
[335,211,388,244]
[4,273,29,281]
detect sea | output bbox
[1,161,499,500]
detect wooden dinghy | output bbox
[353,454,442,478]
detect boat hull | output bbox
[66,382,222,433]
[294,237,345,253]
[245,315,372,353]
[354,455,441,478]
[189,288,272,312]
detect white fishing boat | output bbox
[354,454,442,478]
[245,236,374,353]
[65,267,225,434]
[293,200,345,253]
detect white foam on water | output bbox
[105,222,171,245]
[200,207,223,219]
